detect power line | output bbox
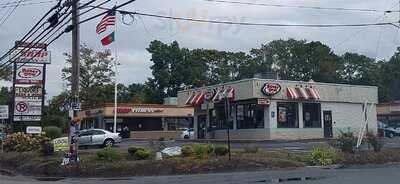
[0,0,96,69]
[0,0,56,9]
[101,8,400,28]
[0,0,42,6]
[79,0,137,25]
[201,0,399,13]
[8,0,137,71]
[0,0,62,65]
[0,0,22,27]
[0,0,116,70]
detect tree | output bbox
[41,92,69,131]
[339,52,376,85]
[0,67,12,81]
[250,39,341,82]
[375,47,400,102]
[0,87,9,105]
[62,45,115,106]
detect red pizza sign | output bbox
[18,67,41,78]
[16,66,43,84]
[261,83,281,96]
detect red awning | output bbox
[185,92,195,105]
[212,89,223,102]
[287,87,299,99]
[225,88,235,99]
[287,87,320,101]
[193,92,205,105]
[307,87,321,100]
[212,87,235,102]
[297,87,309,100]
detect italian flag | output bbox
[101,32,115,46]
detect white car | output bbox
[78,129,122,147]
[180,128,194,139]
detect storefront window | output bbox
[210,105,233,130]
[277,102,298,128]
[166,117,192,131]
[237,104,264,129]
[303,103,321,128]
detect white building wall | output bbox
[322,102,377,137]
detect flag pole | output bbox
[113,6,118,134]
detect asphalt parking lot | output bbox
[81,136,400,152]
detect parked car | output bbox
[180,128,194,139]
[78,129,122,147]
[384,127,400,138]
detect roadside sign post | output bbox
[11,41,49,132]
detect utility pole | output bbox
[69,0,80,164]
[71,0,79,105]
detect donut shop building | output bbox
[177,78,378,140]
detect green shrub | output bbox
[336,131,357,153]
[96,146,121,162]
[192,144,214,159]
[148,140,166,152]
[3,132,50,152]
[43,126,62,140]
[214,145,229,156]
[128,146,145,156]
[181,145,194,157]
[307,146,340,166]
[366,132,384,152]
[134,149,151,160]
[243,144,259,153]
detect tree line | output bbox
[1,38,400,129]
[144,39,399,103]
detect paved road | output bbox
[81,137,400,152]
[2,165,400,184]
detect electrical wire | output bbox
[2,5,72,69]
[0,0,123,70]
[0,0,62,66]
[0,0,56,9]
[90,6,400,28]
[79,0,137,25]
[0,0,44,6]
[201,0,399,13]
[8,0,137,71]
[0,0,22,27]
[0,0,99,66]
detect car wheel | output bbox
[184,135,189,139]
[388,132,395,138]
[103,139,114,147]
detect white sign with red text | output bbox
[12,49,51,64]
[16,65,43,84]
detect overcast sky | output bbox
[1,0,400,101]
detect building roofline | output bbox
[81,103,191,111]
[178,78,378,93]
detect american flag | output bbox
[96,10,116,34]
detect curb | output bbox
[0,168,16,176]
[122,138,335,144]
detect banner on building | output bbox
[16,65,43,84]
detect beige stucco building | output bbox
[77,103,194,139]
[177,78,378,140]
